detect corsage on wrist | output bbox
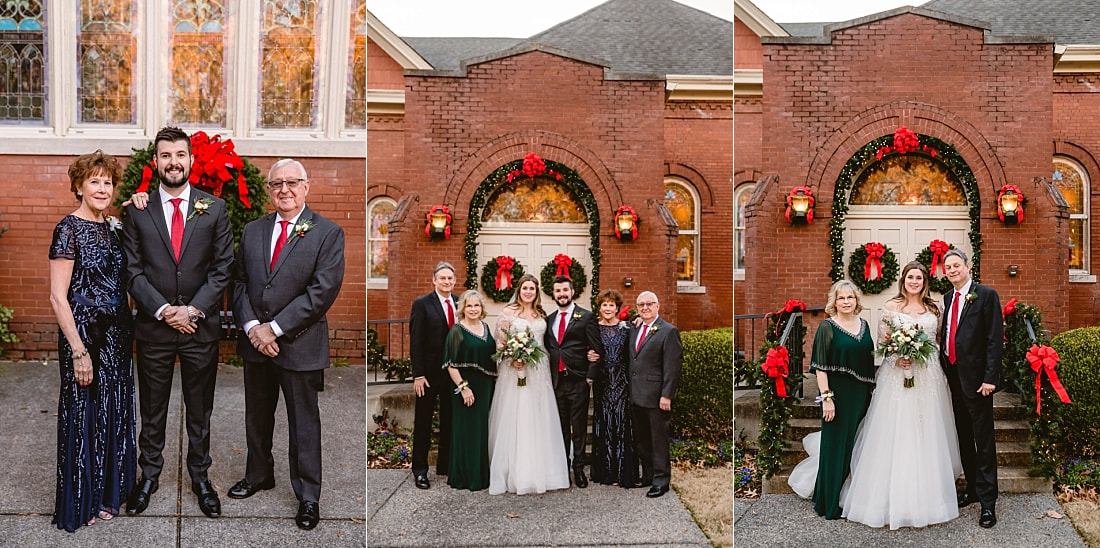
[454,380,469,394]
[814,390,835,404]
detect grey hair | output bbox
[267,158,308,181]
[943,249,969,265]
[637,291,659,304]
[825,280,864,316]
[433,261,456,278]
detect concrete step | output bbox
[764,465,1050,495]
[777,440,1031,468]
[787,417,1031,445]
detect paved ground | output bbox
[368,469,711,547]
[735,494,1085,547]
[0,361,366,547]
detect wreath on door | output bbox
[539,254,587,298]
[847,242,899,295]
[915,239,956,294]
[481,256,526,303]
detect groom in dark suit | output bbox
[545,276,595,488]
[940,249,1002,528]
[229,159,345,530]
[628,291,683,498]
[123,126,234,518]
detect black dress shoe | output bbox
[414,474,430,489]
[296,501,320,530]
[979,508,997,528]
[126,477,158,515]
[646,485,669,498]
[957,492,978,508]
[575,470,588,489]
[227,478,276,499]
[193,480,222,518]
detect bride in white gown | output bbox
[488,274,570,495]
[840,261,963,529]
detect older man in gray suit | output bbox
[627,291,683,498]
[229,159,345,530]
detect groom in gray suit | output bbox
[229,159,345,530]
[628,291,683,498]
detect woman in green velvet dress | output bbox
[443,290,497,491]
[810,280,875,519]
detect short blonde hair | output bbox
[825,280,864,316]
[455,290,486,321]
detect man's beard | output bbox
[555,295,572,308]
[158,166,190,188]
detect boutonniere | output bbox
[286,218,315,243]
[106,215,122,237]
[965,292,978,304]
[572,311,583,322]
[649,324,661,334]
[187,198,213,221]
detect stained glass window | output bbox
[735,183,754,270]
[850,155,965,206]
[259,0,319,128]
[369,197,395,279]
[482,177,586,223]
[168,0,228,126]
[1054,157,1090,272]
[345,0,365,129]
[78,0,136,124]
[0,0,46,123]
[665,179,699,283]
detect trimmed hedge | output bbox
[672,327,733,444]
[1033,327,1100,476]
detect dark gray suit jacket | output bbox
[233,206,345,371]
[123,188,234,343]
[627,317,684,408]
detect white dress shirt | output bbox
[946,279,973,342]
[154,185,193,320]
[554,303,576,340]
[245,209,305,338]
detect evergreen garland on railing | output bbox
[1002,299,1060,474]
[754,305,807,479]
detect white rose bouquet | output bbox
[492,326,545,386]
[876,319,936,388]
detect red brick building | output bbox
[735,0,1100,336]
[368,0,733,332]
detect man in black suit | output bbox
[545,276,595,488]
[123,126,234,518]
[228,159,345,530]
[941,249,1002,528]
[627,291,683,498]
[408,262,458,489]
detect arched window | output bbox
[1054,156,1090,273]
[735,183,754,275]
[368,197,395,280]
[850,154,965,205]
[664,178,700,285]
[482,176,586,223]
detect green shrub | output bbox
[672,327,732,444]
[1032,327,1100,476]
[367,327,410,380]
[0,304,17,355]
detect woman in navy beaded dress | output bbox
[48,151,145,531]
[586,290,639,487]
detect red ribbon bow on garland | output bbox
[864,242,886,281]
[423,205,452,239]
[1003,298,1018,316]
[1025,344,1072,415]
[495,256,516,290]
[784,186,815,224]
[929,239,950,277]
[997,185,1025,223]
[136,131,251,208]
[875,126,937,160]
[505,152,562,182]
[553,254,573,278]
[761,346,790,398]
[782,300,806,314]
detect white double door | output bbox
[476,222,591,326]
[843,206,970,337]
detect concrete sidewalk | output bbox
[735,493,1085,547]
[0,361,366,547]
[368,469,711,547]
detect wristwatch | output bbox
[187,305,200,323]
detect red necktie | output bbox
[271,220,290,271]
[557,312,567,372]
[170,198,184,262]
[636,324,649,353]
[948,291,960,364]
[446,299,455,328]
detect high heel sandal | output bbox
[98,510,114,520]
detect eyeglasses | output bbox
[267,179,305,190]
[637,302,657,308]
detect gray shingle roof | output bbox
[920,0,1100,44]
[402,37,525,71]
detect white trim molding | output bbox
[734,0,789,38]
[666,75,733,102]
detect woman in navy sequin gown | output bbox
[48,151,140,531]
[586,290,639,487]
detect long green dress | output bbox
[442,321,497,491]
[809,317,875,519]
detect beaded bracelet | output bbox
[72,348,89,360]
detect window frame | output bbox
[1054,155,1091,277]
[368,196,396,289]
[664,177,702,289]
[734,182,754,281]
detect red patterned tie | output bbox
[636,324,649,353]
[948,291,960,364]
[170,198,184,262]
[271,220,290,271]
[557,312,567,372]
[446,299,455,328]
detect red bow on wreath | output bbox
[784,187,815,224]
[505,152,562,182]
[929,239,950,277]
[495,256,515,290]
[424,205,452,239]
[761,346,790,398]
[1026,344,1072,415]
[614,205,640,239]
[875,126,937,160]
[864,242,886,281]
[553,254,573,278]
[782,299,806,314]
[998,185,1025,223]
[188,131,250,207]
[1003,298,1018,316]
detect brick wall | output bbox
[367,38,405,90]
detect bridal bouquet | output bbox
[876,319,936,388]
[492,326,545,386]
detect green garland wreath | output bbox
[480,257,526,303]
[847,243,899,295]
[539,257,588,299]
[914,242,957,294]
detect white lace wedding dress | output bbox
[840,309,963,529]
[487,316,570,495]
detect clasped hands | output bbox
[248,322,280,358]
[163,305,197,334]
